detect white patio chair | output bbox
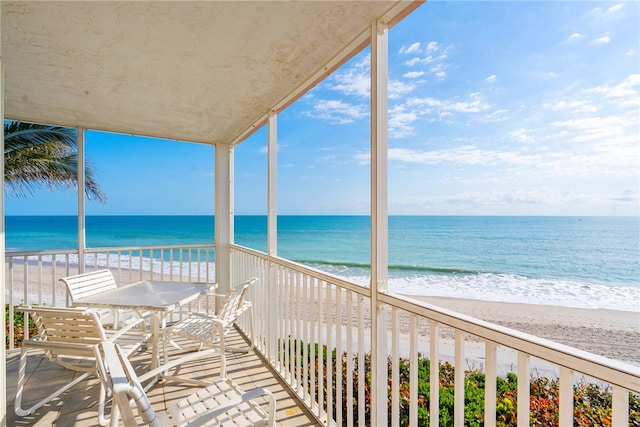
[95,340,276,426]
[168,277,256,376]
[14,306,151,425]
[60,269,150,330]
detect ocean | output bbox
[5,215,639,312]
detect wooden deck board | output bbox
[6,329,320,426]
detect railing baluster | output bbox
[430,321,440,427]
[8,258,15,351]
[52,258,57,307]
[346,290,354,427]
[455,329,465,427]
[310,276,317,414]
[326,281,333,424]
[284,268,291,381]
[559,366,574,426]
[517,352,530,427]
[22,256,28,307]
[36,255,42,305]
[335,286,343,426]
[612,385,630,427]
[390,307,399,427]
[318,279,325,421]
[357,295,365,427]
[302,274,310,405]
[485,341,497,427]
[410,314,418,427]
[293,271,300,394]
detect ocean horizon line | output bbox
[5,214,638,218]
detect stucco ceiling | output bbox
[2,1,421,145]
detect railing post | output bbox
[370,17,389,427]
[77,127,86,272]
[267,111,278,364]
[215,143,233,297]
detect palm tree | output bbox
[4,121,106,203]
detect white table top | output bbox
[75,280,216,312]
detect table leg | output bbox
[149,313,161,370]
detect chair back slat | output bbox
[21,306,107,345]
[217,277,256,321]
[59,269,118,302]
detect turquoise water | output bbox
[5,215,639,311]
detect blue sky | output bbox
[6,1,639,216]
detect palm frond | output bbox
[4,121,107,203]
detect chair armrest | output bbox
[98,341,132,395]
[107,317,147,341]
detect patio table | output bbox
[74,280,216,372]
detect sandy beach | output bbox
[410,295,640,366]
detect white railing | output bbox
[5,244,216,351]
[5,244,639,425]
[231,244,640,427]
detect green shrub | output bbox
[283,339,640,426]
[5,304,37,348]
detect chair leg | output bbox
[14,347,90,416]
[247,305,255,351]
[226,307,255,353]
[97,381,113,426]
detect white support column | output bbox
[215,143,233,295]
[370,18,389,427]
[267,112,278,362]
[0,58,7,425]
[77,128,86,272]
[267,111,277,257]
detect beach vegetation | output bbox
[4,121,106,202]
[5,304,37,348]
[286,340,640,426]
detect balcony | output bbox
[2,2,639,425]
[5,244,639,426]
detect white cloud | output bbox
[426,41,439,53]
[546,100,600,113]
[607,3,624,14]
[592,33,611,45]
[485,75,497,83]
[389,80,415,99]
[566,33,582,42]
[390,187,638,216]
[405,57,422,67]
[400,42,421,55]
[402,41,451,82]
[509,128,535,144]
[388,93,494,136]
[590,4,624,18]
[585,73,640,103]
[327,69,370,98]
[389,105,419,138]
[387,134,638,178]
[403,71,425,79]
[307,99,368,124]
